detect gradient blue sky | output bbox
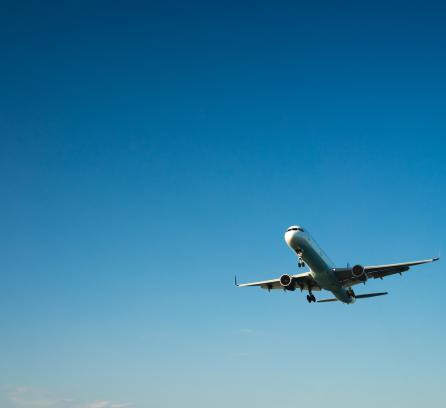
[1,1,445,407]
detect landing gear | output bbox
[296,249,305,268]
[306,292,316,303]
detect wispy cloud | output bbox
[239,328,255,335]
[5,387,132,408]
[8,387,61,407]
[86,402,132,408]
[228,351,250,358]
[86,403,110,408]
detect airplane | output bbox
[235,225,439,304]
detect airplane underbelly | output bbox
[291,233,346,293]
[312,270,341,291]
[300,241,341,291]
[311,271,352,302]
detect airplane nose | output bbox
[284,230,298,247]
[284,226,304,248]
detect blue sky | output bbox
[0,1,445,407]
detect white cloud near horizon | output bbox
[5,386,132,408]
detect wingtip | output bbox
[433,256,440,262]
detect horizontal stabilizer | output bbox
[355,292,388,299]
[317,292,388,303]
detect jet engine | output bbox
[279,274,295,290]
[351,264,367,282]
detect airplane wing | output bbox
[335,257,439,287]
[235,271,321,291]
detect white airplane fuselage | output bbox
[284,227,355,304]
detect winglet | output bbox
[434,249,440,262]
[234,275,239,287]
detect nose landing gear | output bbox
[297,254,305,268]
[296,249,305,268]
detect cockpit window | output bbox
[287,227,304,232]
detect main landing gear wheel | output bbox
[298,258,305,268]
[306,294,316,303]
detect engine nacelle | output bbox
[279,274,295,291]
[351,264,367,282]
